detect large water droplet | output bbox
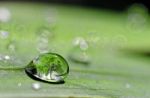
[25,53,69,83]
[0,7,11,22]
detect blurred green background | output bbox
[0,1,150,98]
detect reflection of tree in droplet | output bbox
[69,37,91,65]
[126,3,148,33]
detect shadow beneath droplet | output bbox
[120,48,150,58]
[25,70,65,84]
[68,55,91,65]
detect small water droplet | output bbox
[4,55,10,60]
[73,37,89,51]
[0,54,23,67]
[0,30,9,39]
[0,54,12,65]
[0,7,11,22]
[3,55,12,64]
[17,82,22,87]
[73,37,83,46]
[80,41,88,51]
[125,83,131,89]
[44,8,57,24]
[112,35,127,49]
[37,38,49,53]
[69,37,90,65]
[37,27,54,39]
[25,53,69,83]
[7,41,17,52]
[32,82,41,90]
[86,32,100,46]
[69,48,90,65]
[36,27,54,53]
[127,3,148,32]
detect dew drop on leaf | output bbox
[36,27,54,53]
[32,82,41,90]
[69,37,91,65]
[25,53,69,83]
